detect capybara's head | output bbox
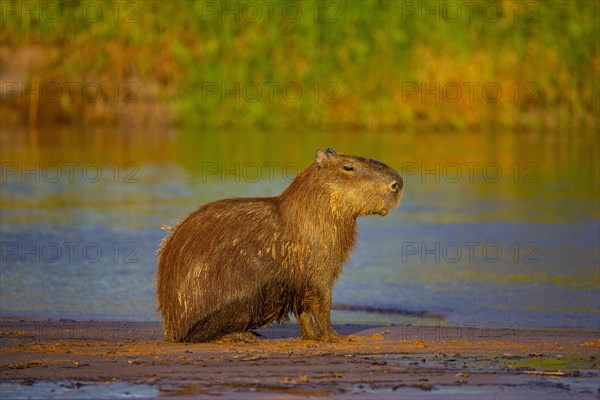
[314,148,403,217]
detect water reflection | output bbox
[1,128,598,329]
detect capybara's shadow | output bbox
[256,323,387,340]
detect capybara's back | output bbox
[157,148,403,342]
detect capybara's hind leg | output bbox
[217,331,261,343]
[184,302,253,343]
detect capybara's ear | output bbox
[315,148,337,167]
[315,149,328,167]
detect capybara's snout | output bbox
[381,170,403,215]
[388,171,403,193]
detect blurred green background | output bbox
[1,0,598,131]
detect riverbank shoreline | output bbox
[1,317,598,399]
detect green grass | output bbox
[1,0,598,131]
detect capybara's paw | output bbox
[317,331,345,342]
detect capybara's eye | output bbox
[342,165,356,172]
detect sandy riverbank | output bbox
[1,317,598,399]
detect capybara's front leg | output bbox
[311,289,343,342]
[295,309,317,340]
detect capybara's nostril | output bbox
[390,181,399,192]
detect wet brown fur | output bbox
[156,148,403,342]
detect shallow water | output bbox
[0,381,158,399]
[0,128,598,330]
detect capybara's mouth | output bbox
[379,209,388,216]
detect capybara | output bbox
[157,148,403,342]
